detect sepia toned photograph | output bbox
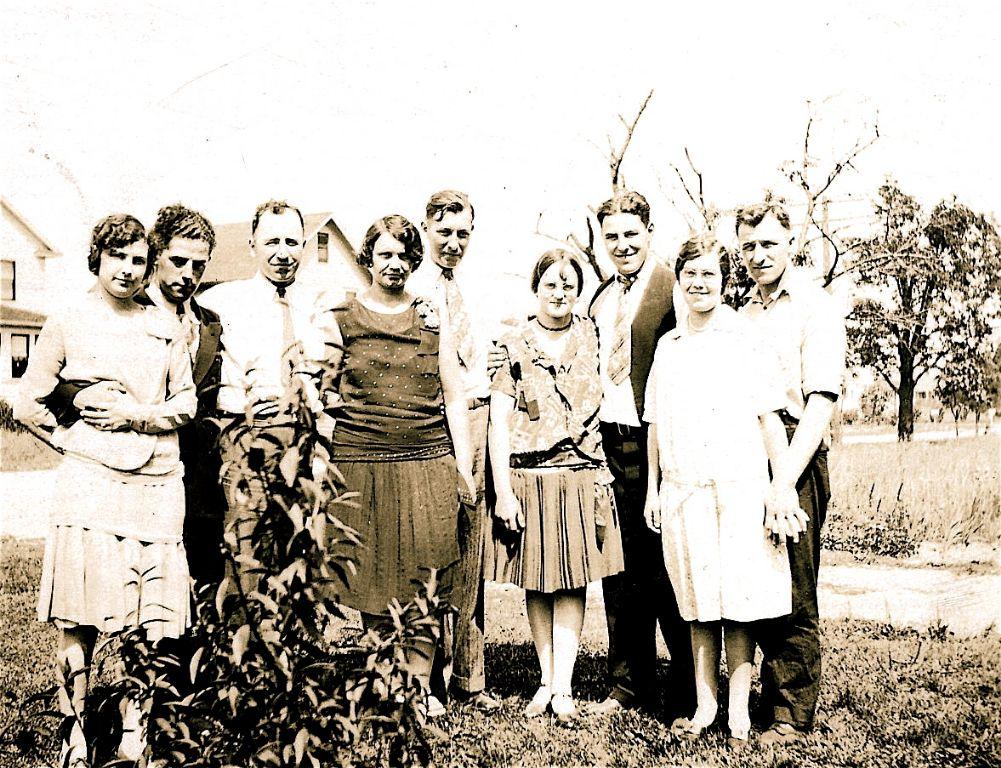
[1,2,998,766]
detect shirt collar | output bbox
[252,269,298,299]
[146,281,191,317]
[669,302,738,340]
[517,315,584,366]
[617,254,654,290]
[749,265,800,307]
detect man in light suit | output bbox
[588,190,696,719]
[410,190,501,711]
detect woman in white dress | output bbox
[642,234,798,743]
[15,214,196,766]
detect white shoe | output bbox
[524,685,552,717]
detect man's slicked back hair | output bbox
[425,190,474,224]
[251,199,304,236]
[596,190,652,227]
[734,200,792,233]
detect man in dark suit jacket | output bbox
[588,190,695,719]
[47,204,226,589]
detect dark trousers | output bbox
[600,423,695,718]
[184,512,226,596]
[754,442,830,730]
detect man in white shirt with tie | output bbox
[199,200,327,588]
[409,190,500,711]
[200,199,325,421]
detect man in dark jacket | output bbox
[588,190,696,719]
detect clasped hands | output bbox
[73,380,139,432]
[643,481,809,543]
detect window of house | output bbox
[11,333,29,378]
[317,232,329,263]
[1,261,14,301]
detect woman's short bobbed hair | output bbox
[87,214,149,277]
[358,215,424,270]
[530,248,585,295]
[674,233,731,291]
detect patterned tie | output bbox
[441,268,476,369]
[175,303,197,362]
[275,285,296,386]
[607,272,638,385]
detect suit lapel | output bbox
[191,302,222,387]
[629,261,675,405]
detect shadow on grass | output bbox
[483,641,695,716]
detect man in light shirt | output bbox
[588,190,695,720]
[199,200,328,589]
[736,199,846,745]
[199,199,326,420]
[409,189,501,711]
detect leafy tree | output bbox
[859,381,893,424]
[848,183,1001,440]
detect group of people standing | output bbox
[14,188,845,766]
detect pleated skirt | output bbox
[484,466,625,593]
[37,457,191,641]
[332,454,460,616]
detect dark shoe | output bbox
[452,689,501,712]
[759,722,805,746]
[587,696,626,716]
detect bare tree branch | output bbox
[609,89,653,190]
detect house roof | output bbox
[0,302,46,328]
[1,197,61,257]
[201,212,355,285]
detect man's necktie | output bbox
[607,272,639,385]
[176,303,197,362]
[441,269,476,369]
[275,286,296,386]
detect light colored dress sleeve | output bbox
[489,341,516,399]
[129,335,197,433]
[13,312,66,431]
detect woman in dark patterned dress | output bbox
[324,215,475,717]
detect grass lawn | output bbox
[1,538,998,768]
[825,435,1000,558]
[0,429,60,471]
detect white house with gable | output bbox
[0,197,62,398]
[200,212,369,301]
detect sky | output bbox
[2,0,999,307]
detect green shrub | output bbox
[4,371,448,767]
